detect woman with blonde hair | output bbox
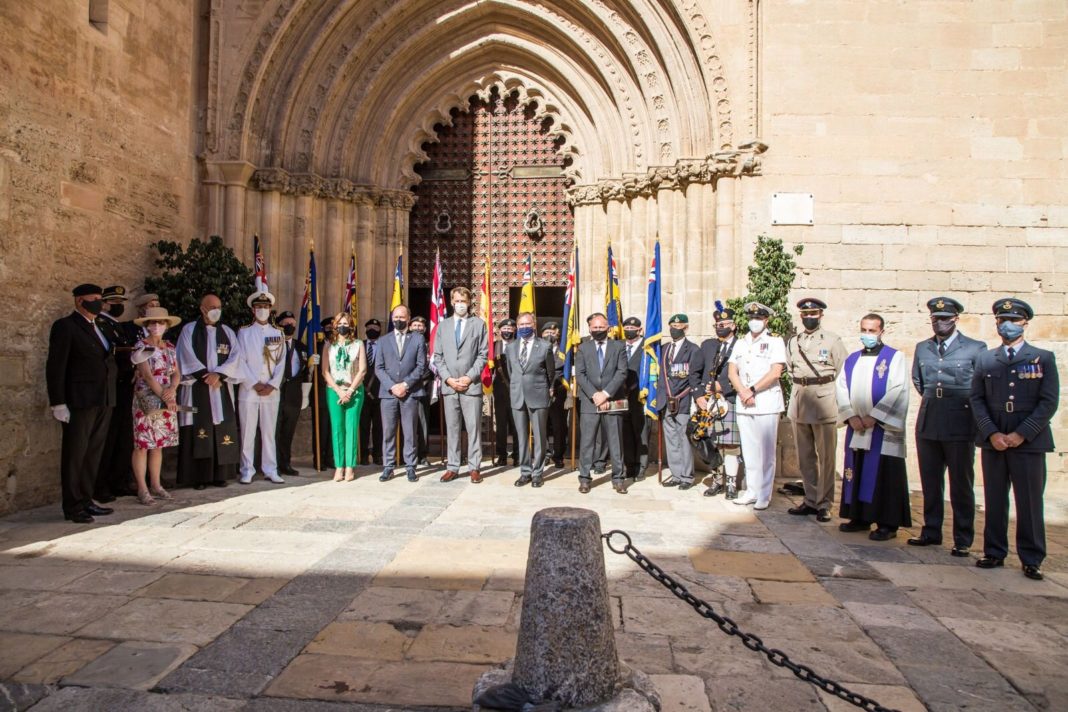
[131,307,183,504]
[322,311,367,481]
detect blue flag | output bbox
[560,247,581,385]
[605,243,623,339]
[639,241,662,419]
[296,247,321,358]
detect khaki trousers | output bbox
[794,420,838,510]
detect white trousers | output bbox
[238,390,280,478]
[737,412,780,504]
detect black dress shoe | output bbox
[661,478,681,487]
[68,512,95,524]
[406,470,418,482]
[976,556,1005,569]
[950,546,970,557]
[578,482,591,494]
[212,480,228,488]
[725,488,738,501]
[907,536,941,547]
[869,527,897,541]
[553,459,564,468]
[495,457,508,466]
[514,477,531,487]
[1023,565,1044,581]
[705,483,724,497]
[613,481,628,495]
[532,479,544,488]
[86,504,114,516]
[95,493,117,504]
[838,520,870,533]
[592,466,606,475]
[280,466,299,476]
[788,504,819,516]
[193,484,208,490]
[678,482,694,491]
[816,509,831,522]
[379,470,393,482]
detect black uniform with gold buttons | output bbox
[970,298,1059,579]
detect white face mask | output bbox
[254,308,270,322]
[206,308,222,323]
[453,302,469,317]
[748,319,766,334]
[148,324,167,337]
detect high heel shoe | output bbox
[333,468,344,482]
[137,490,155,506]
[344,468,355,482]
[150,487,173,500]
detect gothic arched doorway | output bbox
[408,88,574,325]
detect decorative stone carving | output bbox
[523,207,544,239]
[248,167,416,209]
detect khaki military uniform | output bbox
[787,328,848,510]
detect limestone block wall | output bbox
[742,0,1068,487]
[0,1,200,514]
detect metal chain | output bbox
[602,530,899,712]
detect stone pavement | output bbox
[1,461,1067,712]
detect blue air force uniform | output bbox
[910,297,986,552]
[970,298,1059,578]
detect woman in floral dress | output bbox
[131,307,183,505]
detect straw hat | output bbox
[134,306,182,328]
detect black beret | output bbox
[927,296,964,317]
[72,283,103,297]
[714,307,735,321]
[102,285,128,301]
[410,316,428,325]
[796,297,827,311]
[276,311,296,322]
[365,318,382,327]
[541,321,560,330]
[499,319,516,328]
[993,297,1033,320]
[622,316,642,327]
[320,316,335,328]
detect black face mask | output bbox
[590,329,608,342]
[801,317,821,331]
[108,303,125,318]
[623,328,640,341]
[365,328,380,340]
[715,326,733,339]
[669,327,686,340]
[281,324,296,337]
[501,331,516,341]
[82,299,103,315]
[336,325,352,337]
[932,319,956,338]
[392,320,408,332]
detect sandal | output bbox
[344,468,355,482]
[150,487,173,500]
[137,491,155,506]
[333,468,345,482]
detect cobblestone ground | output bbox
[1,460,1066,712]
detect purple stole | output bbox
[842,346,897,504]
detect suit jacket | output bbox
[47,312,118,409]
[912,331,986,440]
[97,314,139,381]
[493,338,513,402]
[279,338,308,408]
[623,340,644,402]
[505,337,556,409]
[574,338,627,414]
[657,338,704,414]
[970,342,1059,452]
[700,336,737,402]
[374,331,427,399]
[432,316,488,397]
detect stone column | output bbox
[206,161,255,258]
[259,189,283,299]
[325,198,345,316]
[354,194,376,324]
[293,195,314,313]
[715,177,738,297]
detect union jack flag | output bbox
[343,251,357,318]
[253,234,269,294]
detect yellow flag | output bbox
[519,253,535,315]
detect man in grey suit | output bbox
[433,287,489,484]
[507,312,556,488]
[574,313,629,494]
[375,305,427,482]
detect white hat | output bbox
[134,306,182,328]
[247,291,276,308]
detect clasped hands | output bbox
[847,415,878,433]
[252,382,275,397]
[446,375,473,394]
[592,390,612,411]
[990,432,1025,451]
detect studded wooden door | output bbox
[408,90,573,318]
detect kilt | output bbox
[711,398,740,447]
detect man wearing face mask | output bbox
[360,318,383,466]
[909,297,985,556]
[541,322,568,468]
[835,313,911,540]
[235,291,287,485]
[621,316,649,480]
[574,313,629,493]
[505,311,555,487]
[698,304,743,499]
[786,298,847,522]
[493,318,518,466]
[658,314,704,490]
[409,316,435,467]
[374,305,427,482]
[176,293,244,488]
[728,303,787,509]
[47,284,119,523]
[274,311,308,477]
[95,285,139,501]
[971,299,1059,581]
[433,288,489,483]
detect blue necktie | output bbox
[455,318,462,348]
[597,343,604,370]
[1007,347,1015,361]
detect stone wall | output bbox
[0,0,200,514]
[743,0,1068,487]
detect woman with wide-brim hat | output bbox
[131,307,183,504]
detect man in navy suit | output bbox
[46,284,118,523]
[574,313,629,494]
[971,298,1059,581]
[375,305,427,482]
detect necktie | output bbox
[366,339,375,366]
[1007,347,1016,361]
[597,343,604,369]
[397,333,405,356]
[520,340,529,368]
[938,341,946,357]
[286,342,294,378]
[455,318,462,348]
[627,344,634,360]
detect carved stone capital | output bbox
[247,168,413,207]
[204,160,257,187]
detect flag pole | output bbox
[311,240,322,473]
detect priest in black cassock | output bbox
[835,313,912,540]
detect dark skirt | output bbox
[839,450,912,528]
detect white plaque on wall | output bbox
[770,192,814,225]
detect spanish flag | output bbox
[479,258,495,392]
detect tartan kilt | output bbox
[711,398,740,446]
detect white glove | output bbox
[300,382,312,410]
[52,405,71,423]
[308,354,320,366]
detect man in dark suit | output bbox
[360,318,383,465]
[493,319,518,466]
[275,311,308,476]
[95,285,138,501]
[410,316,436,467]
[46,284,118,523]
[659,313,705,490]
[541,321,568,468]
[621,316,649,480]
[971,298,1059,581]
[375,305,427,482]
[574,313,629,494]
[909,297,986,555]
[507,312,556,487]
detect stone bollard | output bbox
[473,507,659,711]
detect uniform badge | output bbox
[759,343,768,353]
[818,348,829,363]
[221,435,234,446]
[935,299,945,309]
[197,428,208,439]
[1002,300,1013,311]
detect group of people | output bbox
[46,281,1058,581]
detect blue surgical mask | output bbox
[859,334,880,349]
[997,321,1024,342]
[517,326,535,340]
